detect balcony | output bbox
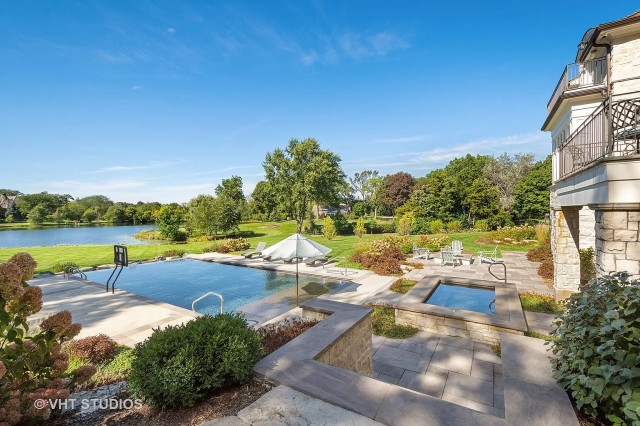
[557,95,640,181]
[547,57,607,115]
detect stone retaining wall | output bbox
[309,309,373,376]
[395,310,523,346]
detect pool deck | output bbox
[30,273,199,346]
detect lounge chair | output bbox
[305,256,329,266]
[242,242,266,259]
[440,249,459,267]
[478,246,501,264]
[451,240,463,256]
[412,242,430,259]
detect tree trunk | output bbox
[374,206,378,220]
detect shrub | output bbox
[323,216,337,240]
[446,220,462,233]
[380,221,396,233]
[368,304,417,339]
[156,204,184,241]
[202,241,224,253]
[401,242,414,255]
[332,213,353,235]
[217,246,230,253]
[258,319,319,356]
[416,235,449,252]
[397,214,413,236]
[5,215,14,223]
[354,217,366,238]
[162,249,185,258]
[579,247,596,285]
[51,261,78,273]
[369,235,409,253]
[551,273,640,424]
[429,220,443,234]
[128,313,264,409]
[224,238,251,251]
[475,219,489,232]
[0,253,94,425]
[350,248,404,276]
[538,259,554,279]
[476,225,537,245]
[365,220,382,234]
[411,217,431,235]
[68,335,117,364]
[519,292,562,314]
[526,247,552,263]
[389,279,418,294]
[535,223,550,243]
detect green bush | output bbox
[397,214,413,236]
[332,213,353,235]
[429,220,443,234]
[323,216,337,240]
[354,217,366,238]
[579,247,596,285]
[128,313,264,409]
[380,221,396,233]
[446,220,462,233]
[202,241,224,253]
[475,219,489,232]
[162,249,185,258]
[519,292,562,314]
[411,217,431,235]
[551,273,640,424]
[51,261,78,273]
[225,238,251,251]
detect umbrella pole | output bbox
[296,260,299,306]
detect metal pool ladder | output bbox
[63,266,87,280]
[192,292,224,314]
[488,262,507,283]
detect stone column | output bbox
[578,207,596,250]
[552,207,581,300]
[594,210,640,278]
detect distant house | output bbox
[0,194,17,210]
[541,10,640,299]
[313,203,350,218]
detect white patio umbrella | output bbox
[261,233,332,303]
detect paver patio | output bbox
[372,330,505,418]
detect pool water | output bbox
[84,260,345,321]
[426,283,496,315]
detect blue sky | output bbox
[1,1,637,202]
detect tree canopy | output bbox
[263,138,346,233]
[513,155,552,220]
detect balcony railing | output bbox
[558,94,640,180]
[548,57,607,114]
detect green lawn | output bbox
[0,220,537,274]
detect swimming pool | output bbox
[84,260,345,323]
[426,283,496,315]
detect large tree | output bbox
[263,138,346,233]
[484,153,534,210]
[17,192,72,216]
[249,181,279,220]
[214,176,245,235]
[349,170,379,201]
[513,155,552,219]
[187,194,220,236]
[380,172,415,215]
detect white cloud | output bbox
[339,31,409,59]
[167,27,176,33]
[131,85,142,90]
[87,161,176,174]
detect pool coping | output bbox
[393,276,527,332]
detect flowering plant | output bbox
[0,253,95,425]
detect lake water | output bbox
[0,224,158,248]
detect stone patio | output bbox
[404,251,552,296]
[372,331,505,418]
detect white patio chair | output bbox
[440,249,458,267]
[478,246,501,264]
[451,240,463,256]
[412,242,430,259]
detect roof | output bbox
[576,9,640,61]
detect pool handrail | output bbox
[63,265,87,280]
[192,291,224,314]
[488,262,507,283]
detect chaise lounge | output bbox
[305,256,329,266]
[242,242,266,259]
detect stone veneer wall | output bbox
[579,207,596,250]
[595,210,640,277]
[303,309,373,376]
[395,310,523,346]
[551,208,582,298]
[612,34,640,98]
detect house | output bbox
[542,10,640,299]
[0,194,18,210]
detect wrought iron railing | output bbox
[548,57,607,114]
[558,94,640,180]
